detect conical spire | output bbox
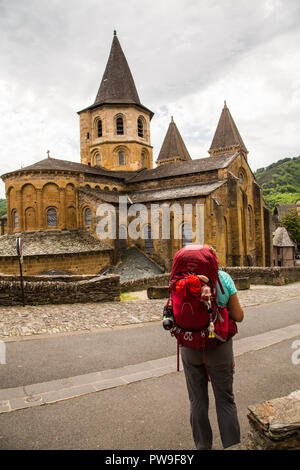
[156,117,191,166]
[94,31,141,106]
[209,101,248,157]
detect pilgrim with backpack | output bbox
[163,245,244,450]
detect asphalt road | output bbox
[0,297,299,389]
[0,297,299,450]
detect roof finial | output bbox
[47,150,51,158]
[114,29,117,36]
[171,116,174,122]
[224,100,227,108]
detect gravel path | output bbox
[1,282,300,338]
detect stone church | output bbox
[0,31,272,276]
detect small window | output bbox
[85,208,92,227]
[119,151,125,166]
[239,172,244,185]
[96,154,102,165]
[97,120,102,137]
[141,152,145,167]
[47,208,57,227]
[137,118,144,137]
[13,210,18,229]
[116,117,124,135]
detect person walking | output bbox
[180,258,244,450]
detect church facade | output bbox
[0,32,272,275]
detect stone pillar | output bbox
[36,189,43,229]
[227,176,243,266]
[6,189,11,232]
[263,206,273,267]
[59,187,66,229]
[16,189,24,231]
[253,181,266,266]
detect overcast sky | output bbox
[1,0,300,198]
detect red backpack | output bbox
[163,245,237,371]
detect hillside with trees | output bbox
[254,156,300,210]
[0,199,6,217]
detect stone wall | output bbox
[0,251,112,276]
[120,266,300,292]
[120,273,171,292]
[0,274,120,306]
[223,266,300,286]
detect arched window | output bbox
[97,120,102,137]
[96,154,102,165]
[144,225,154,253]
[12,210,18,229]
[137,118,144,137]
[47,208,57,227]
[239,168,247,188]
[116,117,124,135]
[248,206,253,238]
[182,222,193,247]
[141,152,146,167]
[119,151,125,166]
[85,208,92,227]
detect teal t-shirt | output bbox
[216,270,237,307]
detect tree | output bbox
[281,209,300,247]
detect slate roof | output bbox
[130,181,226,203]
[127,152,237,182]
[95,31,141,106]
[78,32,153,118]
[2,152,237,183]
[157,117,191,163]
[209,102,248,154]
[104,246,163,281]
[1,157,134,181]
[273,226,295,247]
[273,204,297,220]
[0,230,112,257]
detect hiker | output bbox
[165,245,244,450]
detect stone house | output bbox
[273,226,296,267]
[0,32,272,275]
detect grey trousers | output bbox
[181,339,240,450]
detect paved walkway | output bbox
[1,282,300,338]
[1,321,299,415]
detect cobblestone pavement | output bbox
[1,282,300,338]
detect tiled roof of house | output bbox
[273,226,295,247]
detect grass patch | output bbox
[120,292,140,301]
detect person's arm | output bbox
[227,293,244,322]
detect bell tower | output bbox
[78,31,154,171]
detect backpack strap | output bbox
[217,276,225,295]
